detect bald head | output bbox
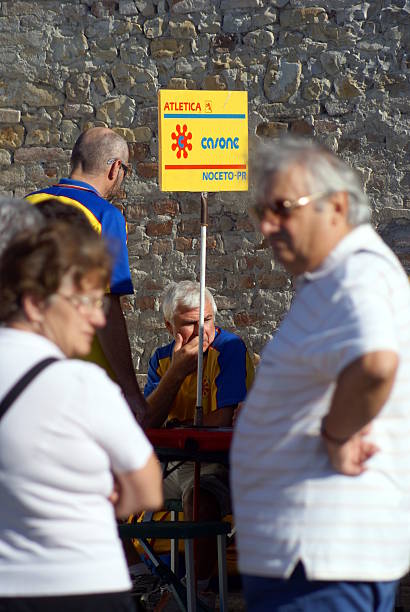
[71,127,129,176]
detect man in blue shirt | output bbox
[144,280,254,589]
[26,128,146,420]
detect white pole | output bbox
[194,192,208,426]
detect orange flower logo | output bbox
[171,124,192,159]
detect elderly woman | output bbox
[0,222,162,612]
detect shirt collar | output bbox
[301,224,384,282]
[2,327,66,358]
[58,178,101,196]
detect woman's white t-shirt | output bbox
[0,328,152,596]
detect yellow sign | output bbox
[158,90,248,192]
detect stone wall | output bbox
[0,0,409,381]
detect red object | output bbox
[146,427,233,452]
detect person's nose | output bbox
[260,213,281,238]
[90,308,106,329]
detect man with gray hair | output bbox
[144,280,254,589]
[231,137,410,611]
[25,127,146,421]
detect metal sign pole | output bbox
[194,192,208,427]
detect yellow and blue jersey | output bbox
[26,178,133,296]
[144,327,255,422]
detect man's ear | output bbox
[165,319,174,336]
[329,191,349,224]
[22,294,46,323]
[107,159,120,181]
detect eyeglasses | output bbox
[57,293,111,315]
[252,191,332,220]
[107,158,132,178]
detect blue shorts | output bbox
[242,562,398,612]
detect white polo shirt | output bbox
[0,329,153,596]
[231,224,410,581]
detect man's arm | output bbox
[144,334,199,428]
[321,350,399,476]
[203,405,235,427]
[97,294,147,423]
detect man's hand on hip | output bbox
[323,425,379,476]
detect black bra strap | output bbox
[0,357,59,421]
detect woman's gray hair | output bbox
[0,197,44,257]
[254,136,370,226]
[162,280,217,324]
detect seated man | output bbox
[144,280,254,590]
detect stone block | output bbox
[21,83,65,107]
[110,128,135,143]
[0,148,11,165]
[61,119,80,146]
[167,77,194,90]
[234,311,260,327]
[135,296,155,310]
[221,0,262,7]
[64,105,95,119]
[169,20,197,39]
[178,218,200,235]
[137,162,158,178]
[96,97,136,127]
[91,1,116,18]
[264,60,302,103]
[171,0,211,14]
[0,164,25,187]
[14,147,70,163]
[132,127,152,142]
[93,74,114,96]
[176,236,193,252]
[0,109,20,123]
[51,34,88,63]
[135,0,155,16]
[150,38,191,59]
[119,0,139,15]
[222,13,252,33]
[334,76,364,100]
[128,143,150,162]
[243,29,275,49]
[25,129,51,146]
[146,220,173,236]
[153,199,179,216]
[309,23,355,43]
[203,74,227,90]
[65,73,91,103]
[280,7,327,27]
[211,33,238,52]
[0,126,24,149]
[256,121,288,138]
[112,64,156,95]
[290,119,314,136]
[144,17,163,38]
[302,77,331,101]
[251,8,278,28]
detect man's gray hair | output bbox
[0,197,44,257]
[255,136,370,226]
[162,280,217,323]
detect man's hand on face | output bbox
[323,425,379,476]
[170,333,199,379]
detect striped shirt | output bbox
[231,224,410,581]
